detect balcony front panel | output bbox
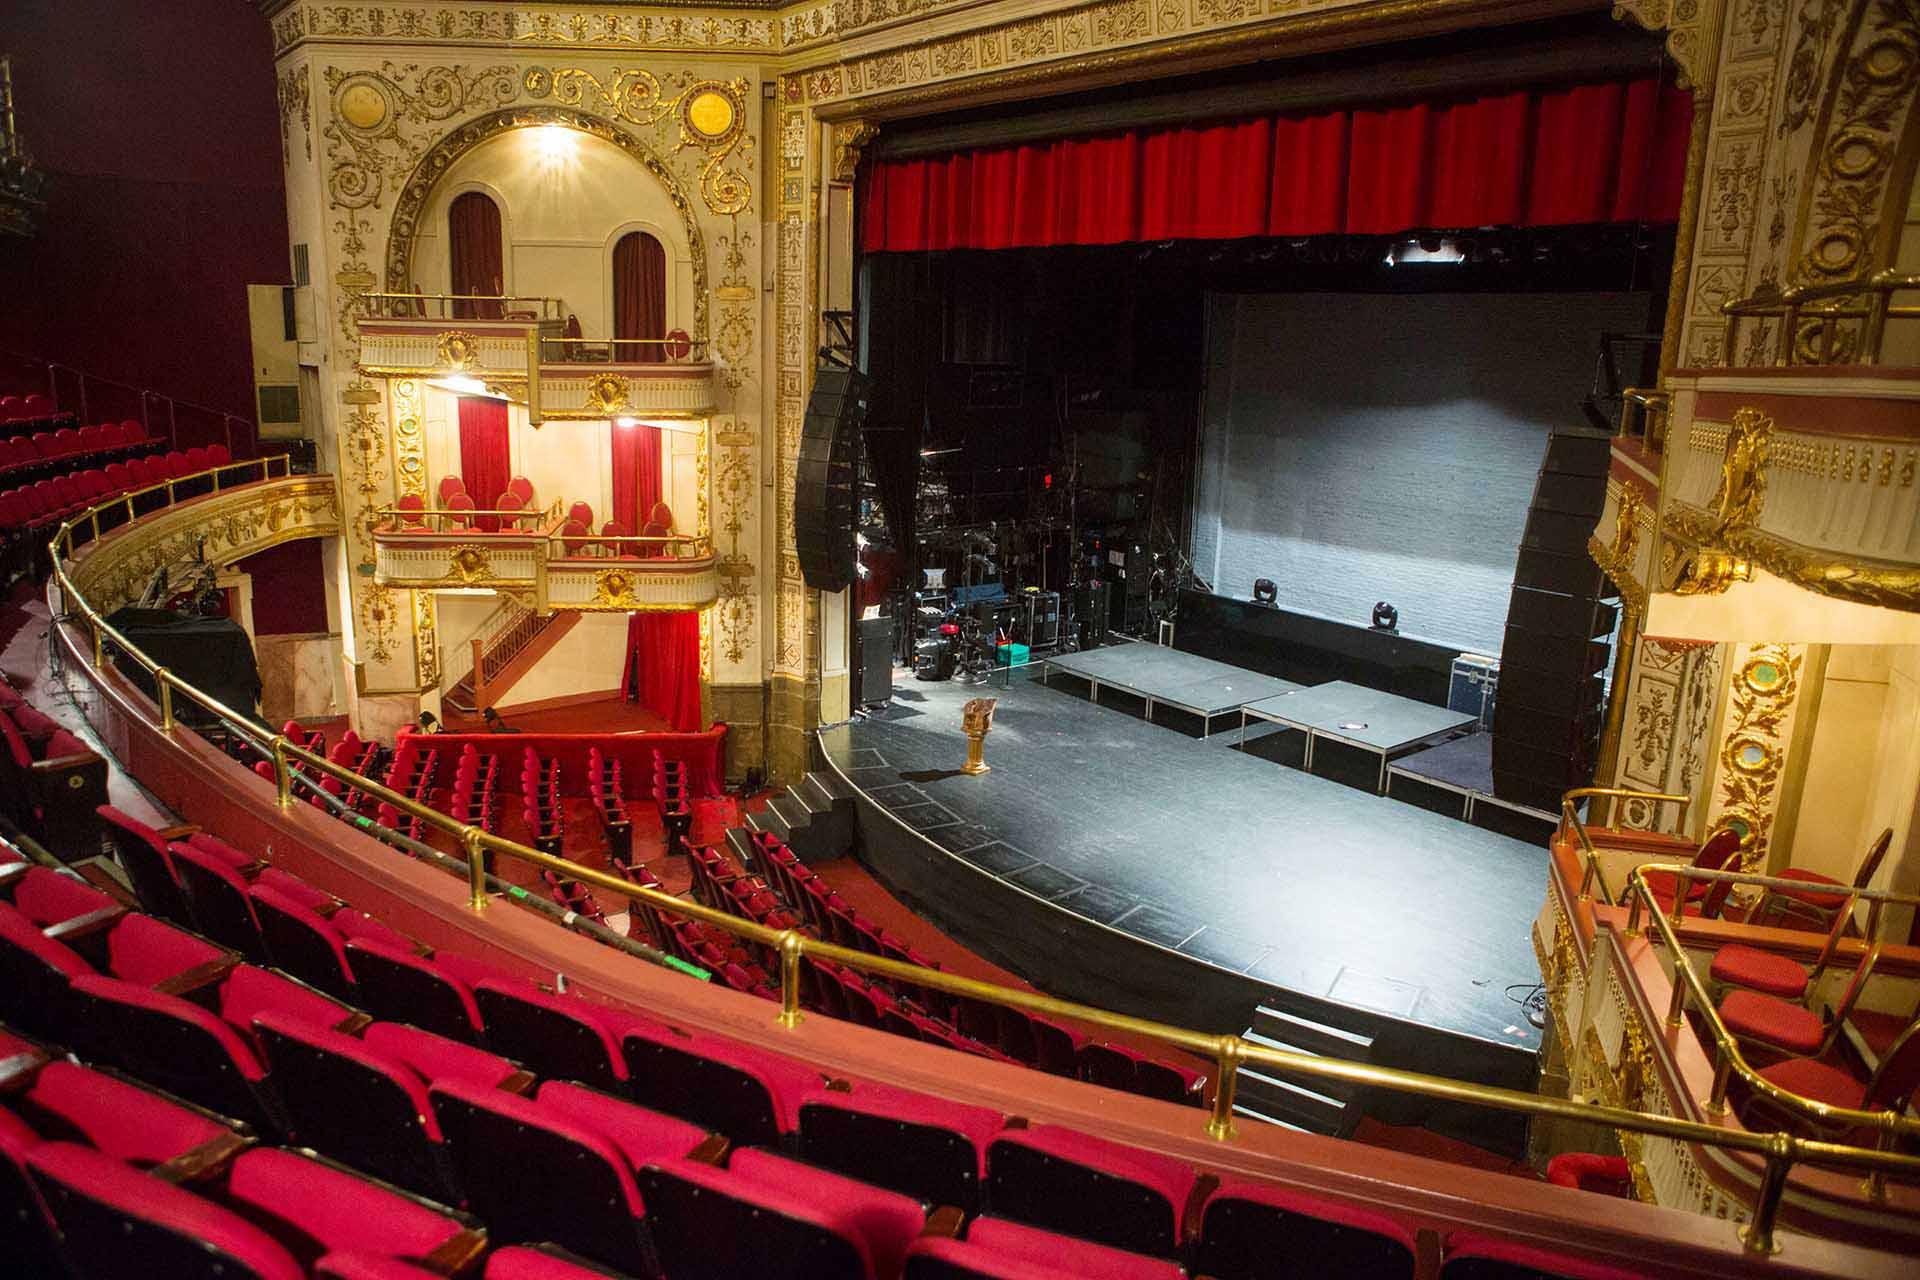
[372,532,545,591]
[538,363,718,420]
[356,318,545,380]
[546,554,718,611]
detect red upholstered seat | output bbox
[1757,1055,1865,1112]
[253,1009,450,1201]
[1544,1153,1633,1196]
[20,1060,236,1168]
[215,964,355,1048]
[798,1080,1004,1212]
[222,1146,474,1266]
[1196,1179,1418,1279]
[484,1244,638,1279]
[535,1079,710,1169]
[98,804,195,925]
[361,1021,521,1089]
[344,938,488,1044]
[315,1254,448,1280]
[249,883,356,997]
[638,1152,918,1280]
[1717,988,1825,1056]
[428,1077,656,1275]
[28,1141,305,1280]
[986,1124,1198,1259]
[169,841,268,961]
[1441,1232,1645,1280]
[1768,866,1851,910]
[0,902,225,1040]
[330,907,412,950]
[617,1021,819,1146]
[916,1215,1188,1279]
[1709,943,1811,1000]
[475,978,666,1092]
[69,973,276,1130]
[8,865,117,925]
[0,1102,65,1277]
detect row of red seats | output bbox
[0,390,58,422]
[450,744,501,833]
[0,444,233,537]
[0,419,152,474]
[2,810,1632,1280]
[587,747,633,865]
[0,683,107,858]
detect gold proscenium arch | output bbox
[382,106,711,342]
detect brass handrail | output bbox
[1615,387,1671,452]
[1624,864,1920,1144]
[1720,269,1920,367]
[47,485,1920,1256]
[537,335,710,363]
[355,291,566,322]
[1560,786,1693,904]
[549,533,711,559]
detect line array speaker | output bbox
[794,366,869,592]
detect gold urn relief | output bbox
[445,546,494,585]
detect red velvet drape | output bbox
[622,611,701,732]
[862,77,1691,253]
[457,397,511,521]
[612,231,668,363]
[609,419,662,532]
[448,192,504,319]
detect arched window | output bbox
[612,231,667,363]
[448,191,504,319]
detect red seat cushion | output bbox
[1757,1056,1867,1111]
[9,867,116,926]
[360,1021,519,1090]
[534,1079,708,1168]
[316,1254,447,1280]
[253,867,334,912]
[224,1147,469,1260]
[29,1142,304,1280]
[727,1146,926,1279]
[218,964,353,1036]
[185,832,256,871]
[1718,989,1825,1055]
[105,913,226,987]
[25,1061,230,1166]
[1544,1153,1633,1194]
[0,899,93,978]
[330,908,412,951]
[1639,868,1707,904]
[1709,944,1808,999]
[483,1245,628,1279]
[1772,867,1849,910]
[965,1216,1187,1278]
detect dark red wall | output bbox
[236,539,328,636]
[0,1,287,433]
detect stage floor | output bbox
[823,667,1547,1053]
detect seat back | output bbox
[254,1011,450,1202]
[474,980,628,1091]
[1440,1233,1643,1280]
[28,1142,303,1280]
[0,900,91,1038]
[97,805,192,924]
[429,1079,649,1275]
[168,842,266,962]
[985,1126,1194,1259]
[1196,1182,1417,1280]
[68,974,276,1133]
[343,938,484,1043]
[251,884,355,999]
[1864,1016,1920,1116]
[636,1157,877,1280]
[798,1085,1001,1213]
[1852,827,1894,890]
[618,1027,807,1147]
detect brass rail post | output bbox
[270,735,294,809]
[155,669,175,732]
[777,930,805,1028]
[463,828,489,912]
[1741,1139,1793,1254]
[1207,1036,1244,1141]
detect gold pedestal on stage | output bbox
[960,697,996,776]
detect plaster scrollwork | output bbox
[277,67,312,164]
[714,421,757,668]
[1711,644,1802,869]
[323,63,520,212]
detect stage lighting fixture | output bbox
[1252,578,1278,606]
[1371,601,1399,632]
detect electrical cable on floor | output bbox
[1506,981,1548,1030]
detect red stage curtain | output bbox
[448,192,504,319]
[612,231,668,363]
[622,611,701,732]
[862,76,1692,253]
[456,397,511,521]
[609,419,662,532]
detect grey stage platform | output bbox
[1240,680,1476,792]
[1387,733,1559,828]
[1041,642,1303,735]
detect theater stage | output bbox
[817,662,1548,1122]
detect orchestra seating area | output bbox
[1,439,226,582]
[0,810,1641,1280]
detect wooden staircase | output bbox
[443,599,579,714]
[1234,1004,1376,1137]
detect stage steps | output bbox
[742,770,853,865]
[1234,1006,1375,1138]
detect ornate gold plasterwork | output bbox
[388,377,427,502]
[830,120,878,183]
[594,567,637,607]
[381,105,711,341]
[1611,0,1722,91]
[1589,481,1650,612]
[584,375,630,414]
[1706,406,1774,531]
[523,66,753,216]
[1711,644,1801,871]
[442,545,496,585]
[435,330,482,371]
[324,63,520,211]
[713,420,756,666]
[277,66,312,163]
[273,3,782,56]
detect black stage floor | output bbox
[820,666,1546,1090]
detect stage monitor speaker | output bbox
[856,615,893,707]
[794,365,870,592]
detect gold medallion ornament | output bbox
[684,89,737,142]
[594,569,636,607]
[337,79,390,130]
[585,376,629,414]
[444,546,494,585]
[436,331,482,371]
